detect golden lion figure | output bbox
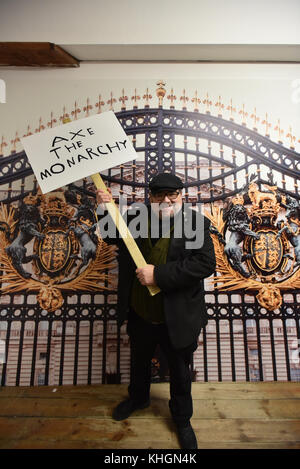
[257,285,282,311]
[248,182,277,209]
[37,285,64,312]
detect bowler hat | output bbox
[149,172,183,193]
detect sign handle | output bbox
[91,173,161,297]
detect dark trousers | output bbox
[126,308,198,427]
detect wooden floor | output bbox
[0,382,300,449]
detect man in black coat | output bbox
[96,172,216,449]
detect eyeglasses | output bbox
[151,190,180,202]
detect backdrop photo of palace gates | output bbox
[0,81,299,386]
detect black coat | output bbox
[98,203,216,349]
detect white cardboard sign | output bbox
[20,111,138,194]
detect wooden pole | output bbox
[91,173,161,297]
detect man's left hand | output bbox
[136,264,157,286]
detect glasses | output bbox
[151,190,180,202]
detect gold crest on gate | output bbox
[206,175,300,311]
[245,228,289,275]
[0,188,117,312]
[38,229,72,273]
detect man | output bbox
[96,172,216,449]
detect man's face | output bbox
[149,189,183,219]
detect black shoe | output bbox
[112,398,150,421]
[176,423,198,449]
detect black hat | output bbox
[148,172,183,193]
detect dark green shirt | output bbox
[130,216,174,324]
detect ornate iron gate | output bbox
[0,81,299,385]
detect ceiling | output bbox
[0,42,299,67]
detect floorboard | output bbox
[0,382,299,449]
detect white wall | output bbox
[0,1,300,155]
[0,0,300,44]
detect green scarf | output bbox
[130,219,174,324]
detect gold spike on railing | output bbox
[262,113,272,137]
[59,106,70,124]
[238,104,248,126]
[180,89,189,110]
[274,119,284,144]
[156,80,166,107]
[23,125,33,138]
[0,136,7,156]
[47,112,57,129]
[143,88,152,108]
[11,131,20,153]
[119,89,128,110]
[286,126,296,150]
[83,97,93,117]
[71,101,81,120]
[107,92,116,111]
[202,92,212,114]
[35,117,45,133]
[191,90,201,112]
[95,95,105,114]
[167,88,177,109]
[250,107,260,131]
[215,95,224,117]
[131,88,140,109]
[226,99,236,121]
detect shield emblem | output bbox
[249,229,283,273]
[38,229,71,273]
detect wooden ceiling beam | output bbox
[0,42,80,67]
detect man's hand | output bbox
[96,187,113,208]
[136,264,157,286]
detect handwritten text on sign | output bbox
[20,111,139,194]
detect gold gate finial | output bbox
[131,88,140,109]
[35,117,45,133]
[274,119,284,144]
[10,131,20,153]
[226,99,236,121]
[47,112,57,129]
[180,89,189,110]
[156,80,166,107]
[167,88,177,109]
[250,107,260,131]
[119,89,128,110]
[203,92,212,114]
[60,106,70,124]
[191,90,201,112]
[0,136,7,156]
[143,88,152,108]
[23,125,33,138]
[95,94,105,114]
[286,126,296,149]
[215,95,224,117]
[107,92,116,111]
[262,113,272,137]
[239,103,248,126]
[71,101,81,120]
[83,97,93,117]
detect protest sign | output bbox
[21,111,139,194]
[21,111,160,296]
